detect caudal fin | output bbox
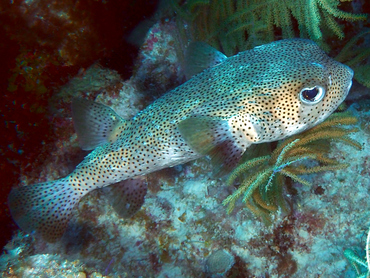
[8,178,86,242]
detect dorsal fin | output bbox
[184,42,227,79]
[71,98,126,150]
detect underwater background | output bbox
[1,0,370,277]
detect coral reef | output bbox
[344,249,369,278]
[2,103,369,276]
[205,249,235,277]
[343,225,370,278]
[133,21,185,97]
[3,4,370,278]
[0,0,158,248]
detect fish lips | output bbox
[339,64,354,100]
[345,65,354,97]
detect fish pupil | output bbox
[299,85,325,105]
[302,88,319,101]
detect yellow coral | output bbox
[222,111,361,221]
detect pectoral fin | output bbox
[178,116,249,174]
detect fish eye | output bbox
[299,86,325,105]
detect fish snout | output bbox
[344,64,354,79]
[343,64,354,96]
[334,63,354,99]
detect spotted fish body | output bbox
[8,39,353,241]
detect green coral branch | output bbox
[344,249,369,278]
[354,65,370,88]
[318,0,366,20]
[335,28,370,88]
[345,226,370,278]
[173,0,367,55]
[225,155,269,186]
[336,29,370,65]
[279,168,312,186]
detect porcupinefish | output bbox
[8,39,353,242]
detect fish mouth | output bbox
[347,80,353,93]
[343,64,354,98]
[344,64,354,79]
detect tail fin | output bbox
[8,178,86,242]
